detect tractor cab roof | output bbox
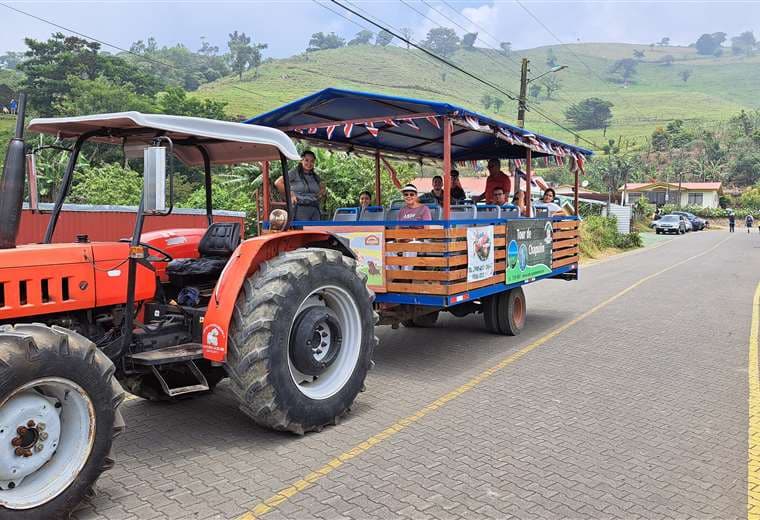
[28,112,300,166]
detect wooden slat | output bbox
[553,246,579,260]
[386,269,452,281]
[552,237,579,250]
[447,274,504,294]
[385,242,448,253]
[552,255,579,268]
[385,228,451,240]
[386,282,449,295]
[552,229,578,240]
[552,220,579,231]
[385,256,453,267]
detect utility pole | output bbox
[517,58,529,128]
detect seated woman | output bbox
[358,190,372,211]
[536,188,564,216]
[398,184,431,223]
[512,189,534,217]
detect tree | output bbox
[529,84,542,100]
[500,42,512,56]
[307,32,346,52]
[57,77,157,116]
[659,37,670,46]
[462,33,478,50]
[546,48,558,67]
[492,97,504,112]
[609,58,638,83]
[375,30,393,47]
[731,31,756,56]
[422,28,460,58]
[539,75,562,99]
[564,97,614,130]
[0,51,25,69]
[633,49,645,59]
[348,30,374,46]
[651,127,669,151]
[480,94,493,110]
[157,87,228,120]
[660,54,674,66]
[400,28,413,49]
[69,164,143,205]
[678,69,692,82]
[228,30,267,79]
[695,32,725,55]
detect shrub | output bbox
[579,215,642,258]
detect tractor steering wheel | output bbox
[119,240,174,262]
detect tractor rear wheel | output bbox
[0,324,125,519]
[226,248,376,434]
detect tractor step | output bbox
[127,343,204,365]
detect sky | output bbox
[0,0,758,58]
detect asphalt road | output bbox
[74,229,757,520]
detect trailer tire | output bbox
[483,295,501,334]
[497,288,526,336]
[226,248,376,434]
[0,323,125,519]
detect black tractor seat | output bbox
[166,222,241,287]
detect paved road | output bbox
[74,229,757,520]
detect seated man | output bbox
[492,187,508,206]
[427,175,445,205]
[450,169,466,202]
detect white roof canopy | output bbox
[27,112,301,166]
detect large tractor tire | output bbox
[0,323,125,520]
[226,248,377,434]
[483,287,526,336]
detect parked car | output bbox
[671,211,706,231]
[655,214,686,234]
[681,215,693,232]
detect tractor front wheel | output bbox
[226,248,376,434]
[0,324,125,519]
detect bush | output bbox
[579,215,642,258]
[615,232,643,249]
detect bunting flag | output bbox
[365,122,379,138]
[307,127,318,135]
[343,122,354,138]
[426,115,441,129]
[326,125,336,140]
[400,118,420,131]
[384,119,398,127]
[555,155,564,166]
[464,115,481,131]
[514,158,523,169]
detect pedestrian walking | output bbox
[728,212,735,233]
[747,214,754,234]
[9,98,17,115]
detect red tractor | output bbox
[0,96,376,518]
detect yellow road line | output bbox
[238,234,732,520]
[748,282,760,520]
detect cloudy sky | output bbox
[1,1,757,58]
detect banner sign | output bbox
[467,225,495,283]
[506,220,553,284]
[313,226,386,292]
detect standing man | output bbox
[747,213,755,234]
[9,98,17,115]
[474,158,511,203]
[274,150,324,221]
[728,212,735,233]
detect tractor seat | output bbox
[166,223,241,286]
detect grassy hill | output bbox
[197,42,760,151]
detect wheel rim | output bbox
[0,378,95,510]
[512,293,526,329]
[288,285,362,400]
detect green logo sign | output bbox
[506,220,553,284]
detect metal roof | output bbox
[28,112,301,165]
[246,88,593,161]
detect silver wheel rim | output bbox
[0,378,95,510]
[288,285,362,400]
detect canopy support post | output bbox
[443,116,452,220]
[573,165,579,216]
[262,160,271,221]
[374,151,382,205]
[525,148,532,217]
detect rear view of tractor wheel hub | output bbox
[0,392,61,490]
[290,307,343,376]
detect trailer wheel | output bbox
[226,248,376,434]
[0,324,125,519]
[483,295,501,333]
[497,288,526,336]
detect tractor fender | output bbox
[202,230,355,362]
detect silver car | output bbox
[655,214,686,234]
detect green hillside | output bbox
[197,42,759,151]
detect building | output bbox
[620,181,722,208]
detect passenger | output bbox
[274,150,324,221]
[512,189,533,217]
[428,175,445,205]
[538,188,563,216]
[398,184,431,222]
[474,158,511,203]
[450,169,466,202]
[358,190,372,210]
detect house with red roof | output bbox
[620,181,722,208]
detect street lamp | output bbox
[516,61,568,128]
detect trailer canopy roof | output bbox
[246,88,593,162]
[28,112,300,166]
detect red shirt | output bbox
[484,172,511,203]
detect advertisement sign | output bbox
[313,226,386,291]
[467,225,494,283]
[506,220,553,284]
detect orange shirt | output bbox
[484,172,512,203]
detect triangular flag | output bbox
[465,115,480,131]
[426,116,441,129]
[343,122,354,138]
[401,118,419,131]
[365,122,379,138]
[384,119,398,127]
[326,125,336,140]
[307,127,318,135]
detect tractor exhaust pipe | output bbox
[0,93,27,249]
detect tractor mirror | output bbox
[143,146,166,212]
